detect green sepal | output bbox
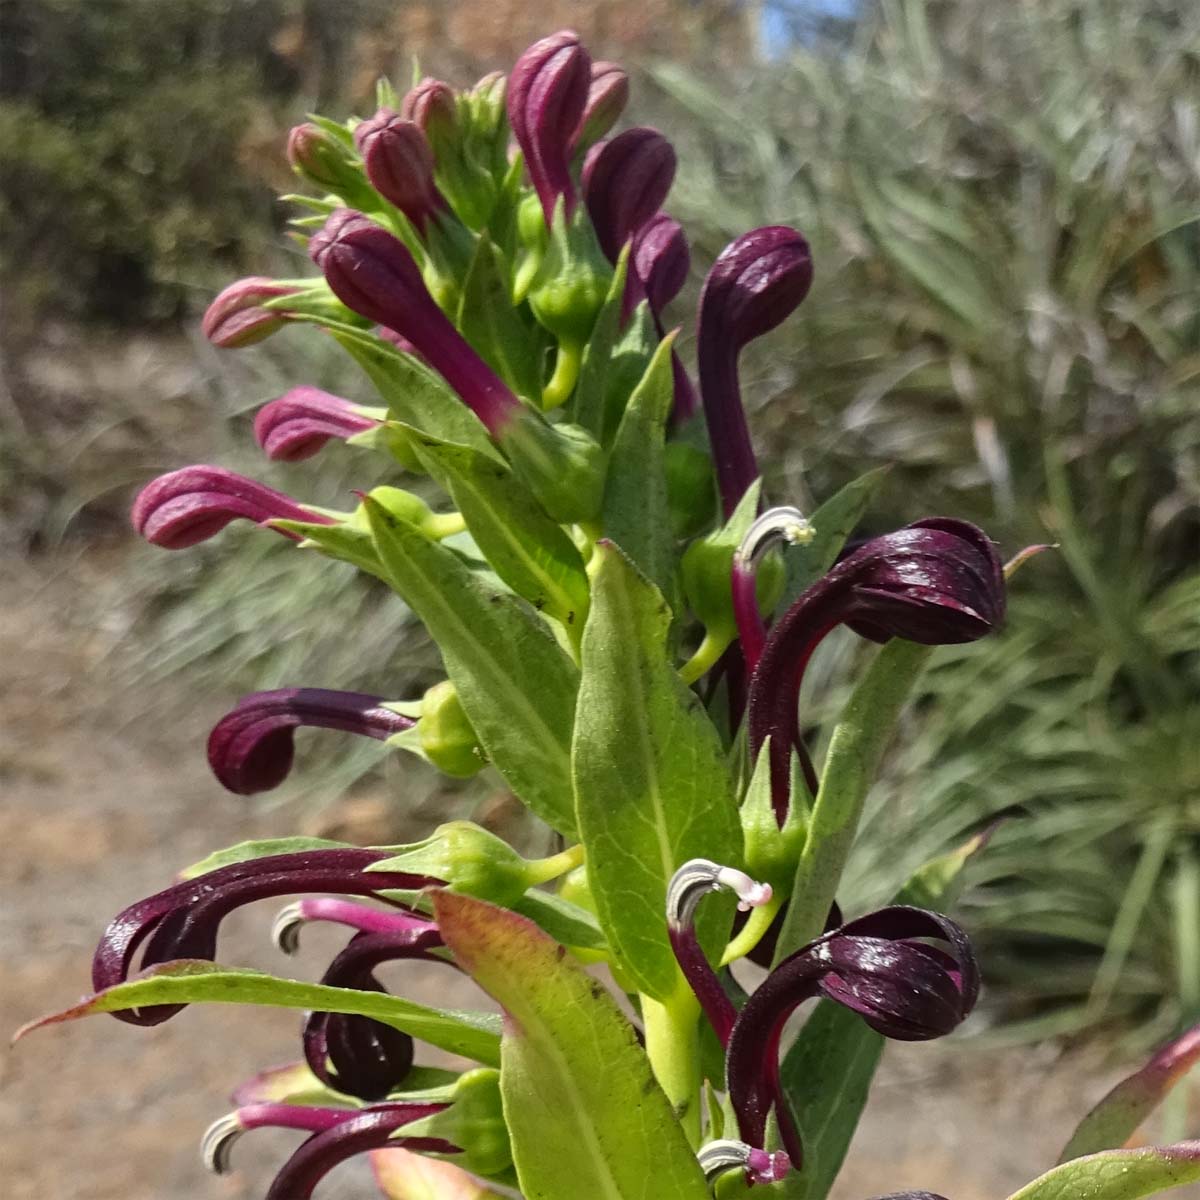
[740,736,808,894]
[494,406,605,525]
[416,680,487,778]
[528,198,612,346]
[570,245,631,439]
[666,439,718,540]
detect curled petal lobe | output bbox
[254,386,377,462]
[583,126,677,262]
[130,465,333,550]
[202,277,299,348]
[206,688,414,796]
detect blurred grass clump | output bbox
[654,0,1200,1039]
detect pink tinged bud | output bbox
[508,30,592,223]
[254,386,377,462]
[401,77,458,141]
[130,465,333,550]
[572,60,629,151]
[583,126,677,262]
[698,227,814,517]
[354,110,446,231]
[310,209,520,435]
[287,122,350,189]
[202,277,300,348]
[206,688,415,796]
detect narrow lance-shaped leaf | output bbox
[364,496,579,835]
[571,246,630,438]
[405,425,590,633]
[433,891,710,1200]
[573,541,741,999]
[1006,1142,1200,1200]
[16,961,501,1066]
[601,335,679,604]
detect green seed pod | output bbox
[420,681,487,778]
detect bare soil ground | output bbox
[1,556,1195,1200]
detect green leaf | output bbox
[1059,1025,1200,1163]
[180,837,352,879]
[330,327,501,460]
[572,541,741,999]
[511,889,607,952]
[775,468,888,616]
[17,961,501,1066]
[1007,1143,1200,1200]
[601,336,680,605]
[363,496,579,835]
[571,247,630,439]
[405,425,590,633]
[458,235,545,402]
[433,891,709,1200]
[371,1148,507,1200]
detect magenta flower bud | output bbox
[508,30,592,223]
[353,109,446,231]
[310,209,520,434]
[583,126,677,262]
[91,848,440,1026]
[401,77,459,142]
[253,386,377,462]
[130,465,334,550]
[725,906,978,1169]
[748,519,1005,819]
[698,227,814,517]
[632,212,689,314]
[572,60,629,151]
[207,688,415,796]
[201,277,299,348]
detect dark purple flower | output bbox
[202,1101,455,1197]
[725,906,978,1170]
[310,209,521,435]
[630,212,689,316]
[698,227,813,517]
[507,30,592,223]
[748,519,1005,819]
[353,110,447,232]
[572,60,629,151]
[583,127,677,263]
[207,688,414,796]
[130,465,334,550]
[92,849,441,1026]
[254,386,377,462]
[201,277,300,348]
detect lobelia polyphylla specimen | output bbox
[20,27,1200,1200]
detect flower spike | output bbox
[131,465,334,550]
[206,688,414,796]
[698,1138,791,1186]
[508,30,592,223]
[253,386,377,462]
[583,126,677,262]
[698,227,813,517]
[310,209,520,435]
[748,518,1005,820]
[725,906,978,1170]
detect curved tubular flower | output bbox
[697,227,813,517]
[302,926,450,1101]
[571,60,629,152]
[507,30,592,223]
[206,688,414,796]
[747,519,1005,820]
[582,127,677,263]
[353,110,447,232]
[666,859,772,1046]
[254,386,377,462]
[273,897,435,955]
[310,209,521,436]
[130,465,334,550]
[92,849,439,1026]
[725,906,978,1171]
[202,1101,454,1195]
[201,277,300,348]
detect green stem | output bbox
[524,843,585,887]
[720,894,781,967]
[679,629,733,686]
[772,639,933,967]
[426,511,467,539]
[641,989,701,1145]
[542,338,583,409]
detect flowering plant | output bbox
[20,29,1200,1200]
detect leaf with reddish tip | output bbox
[15,961,501,1066]
[1007,1141,1200,1199]
[372,1148,505,1200]
[433,891,709,1200]
[1059,1025,1200,1163]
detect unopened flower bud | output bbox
[418,680,486,778]
[254,386,377,462]
[508,30,592,223]
[401,77,459,144]
[202,277,300,348]
[572,60,629,152]
[286,122,373,209]
[583,127,676,262]
[353,110,446,232]
[631,212,689,315]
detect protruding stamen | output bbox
[201,1112,245,1175]
[734,506,814,571]
[698,1138,791,1185]
[272,902,307,955]
[667,858,772,930]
